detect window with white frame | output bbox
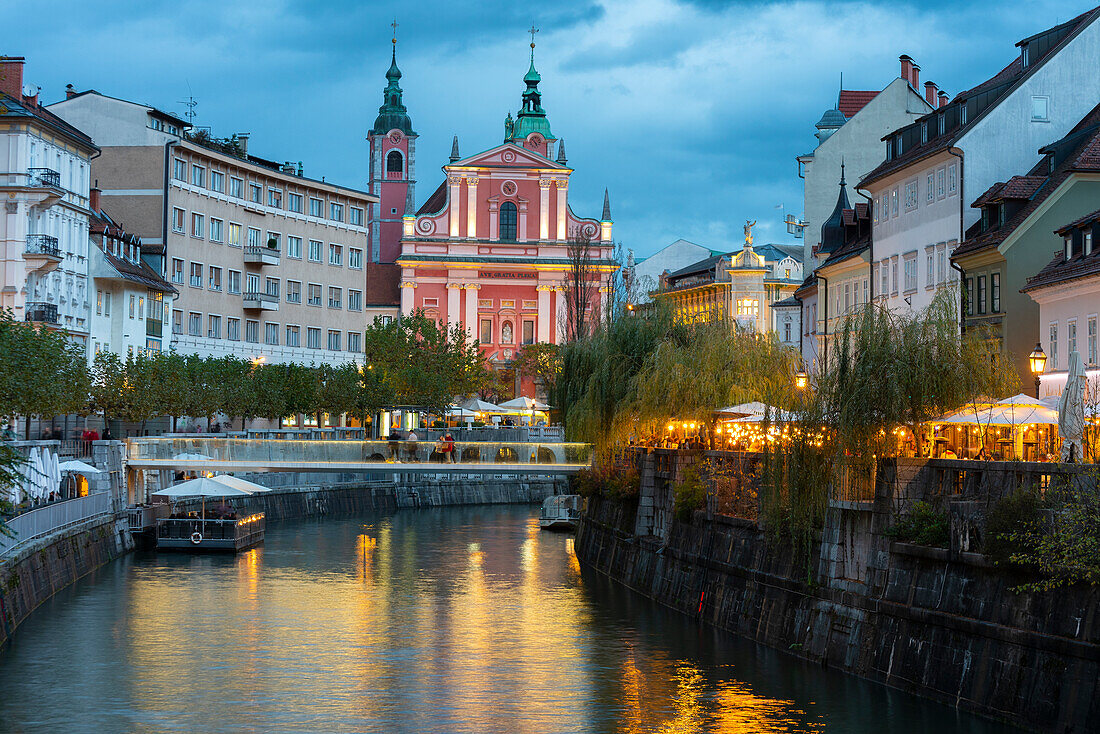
[209,218,223,243]
[1089,316,1097,366]
[328,287,341,309]
[904,180,918,211]
[191,213,204,238]
[245,319,259,344]
[288,193,303,213]
[191,165,205,188]
[249,183,262,203]
[937,248,946,284]
[925,249,934,287]
[172,207,185,232]
[903,255,918,292]
[189,262,203,288]
[880,194,888,222]
[977,275,987,314]
[1032,96,1050,121]
[227,318,240,341]
[937,168,946,198]
[265,322,279,345]
[926,173,935,203]
[347,332,362,352]
[244,227,261,248]
[991,272,1001,312]
[268,189,282,208]
[349,248,363,269]
[286,325,300,347]
[267,232,280,251]
[890,188,898,217]
[208,266,222,291]
[188,312,202,336]
[327,330,341,351]
[172,258,184,284]
[229,177,243,198]
[228,269,241,294]
[307,327,321,349]
[287,236,302,259]
[208,314,221,339]
[211,170,224,193]
[308,283,322,306]
[286,280,302,304]
[265,277,279,298]
[880,261,889,295]
[1069,319,1078,358]
[173,159,186,181]
[891,258,899,294]
[480,319,493,343]
[348,289,362,311]
[309,198,323,217]
[329,244,342,266]
[228,223,242,247]
[246,273,260,295]
[948,164,957,195]
[350,207,363,226]
[330,203,343,222]
[172,309,182,334]
[308,240,322,262]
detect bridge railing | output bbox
[0,492,112,558]
[127,437,593,467]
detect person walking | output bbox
[443,433,456,464]
[405,429,419,462]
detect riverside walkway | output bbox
[126,437,592,475]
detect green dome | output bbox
[369,46,415,136]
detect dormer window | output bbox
[894,136,902,157]
[960,104,968,125]
[886,141,893,161]
[1066,236,1074,259]
[981,208,989,232]
[1087,232,1094,256]
[998,204,1006,227]
[921,122,928,144]
[1022,44,1030,68]
[937,113,945,136]
[1049,154,1056,174]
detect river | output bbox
[0,505,1020,733]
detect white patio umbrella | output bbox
[28,448,45,501]
[210,475,271,493]
[58,460,101,475]
[151,478,254,499]
[497,396,552,411]
[172,452,215,461]
[460,398,507,413]
[716,401,769,417]
[446,406,479,418]
[1059,351,1087,462]
[46,449,61,499]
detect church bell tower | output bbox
[368,26,416,264]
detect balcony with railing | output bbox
[242,291,279,311]
[25,302,59,324]
[23,233,62,272]
[243,244,280,266]
[27,168,62,188]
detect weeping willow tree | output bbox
[762,290,1020,574]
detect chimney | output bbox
[236,132,249,156]
[899,55,915,88]
[924,81,939,107]
[910,62,920,90]
[0,56,25,100]
[938,90,949,108]
[65,83,76,99]
[90,185,101,213]
[281,161,295,174]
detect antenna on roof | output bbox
[178,94,197,126]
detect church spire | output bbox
[819,164,850,255]
[370,21,414,136]
[507,26,555,148]
[556,137,567,164]
[449,135,460,163]
[602,189,611,221]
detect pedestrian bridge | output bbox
[126,437,593,476]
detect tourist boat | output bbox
[155,513,266,552]
[539,494,581,531]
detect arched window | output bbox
[499,201,517,241]
[386,150,403,175]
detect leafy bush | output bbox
[571,465,640,500]
[471,421,486,427]
[673,463,707,523]
[983,486,1044,566]
[885,501,949,547]
[431,420,445,429]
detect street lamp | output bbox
[1028,343,1047,398]
[794,370,809,391]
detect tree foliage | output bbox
[0,309,89,427]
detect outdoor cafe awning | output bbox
[934,394,1059,426]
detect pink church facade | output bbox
[391,47,618,363]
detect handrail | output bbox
[0,493,112,558]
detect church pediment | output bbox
[451,143,569,171]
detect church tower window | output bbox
[387,150,403,175]
[500,201,518,241]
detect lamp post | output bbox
[794,369,809,391]
[1028,343,1047,398]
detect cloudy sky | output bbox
[12,0,1097,259]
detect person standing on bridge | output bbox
[405,429,419,462]
[442,434,456,464]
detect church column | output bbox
[488,200,499,241]
[555,180,568,241]
[554,286,567,343]
[466,176,478,239]
[463,283,480,340]
[517,200,528,243]
[538,178,550,241]
[536,285,553,342]
[399,280,416,317]
[448,175,462,238]
[446,283,462,328]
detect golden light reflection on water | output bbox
[10,508,893,733]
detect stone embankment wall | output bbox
[0,516,133,649]
[575,450,1100,733]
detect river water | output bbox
[0,506,1019,733]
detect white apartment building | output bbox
[0,57,96,345]
[88,189,177,361]
[49,89,381,365]
[860,8,1100,317]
